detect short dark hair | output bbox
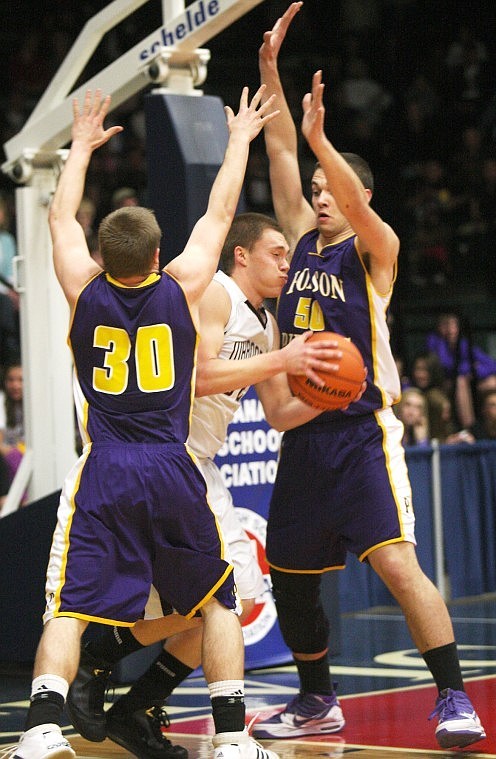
[315,152,374,192]
[98,206,161,278]
[220,213,283,275]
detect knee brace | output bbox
[270,568,330,654]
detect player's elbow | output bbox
[48,202,58,229]
[263,409,286,432]
[194,370,216,398]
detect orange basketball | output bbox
[288,331,365,411]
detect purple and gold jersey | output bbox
[44,269,237,625]
[70,271,197,445]
[268,229,414,572]
[277,229,400,421]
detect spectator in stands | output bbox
[424,316,475,430]
[409,350,473,442]
[0,192,17,296]
[7,29,51,109]
[0,293,20,374]
[449,125,486,197]
[337,56,392,132]
[76,196,96,237]
[395,387,430,446]
[445,24,488,73]
[473,156,496,292]
[472,388,496,440]
[445,30,491,127]
[245,149,273,214]
[404,159,456,286]
[410,349,445,394]
[111,186,140,210]
[76,196,98,255]
[0,195,20,373]
[404,72,441,124]
[426,312,496,394]
[426,387,475,445]
[393,353,411,391]
[0,362,25,490]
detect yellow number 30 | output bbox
[93,324,174,395]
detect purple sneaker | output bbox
[252,692,345,739]
[429,688,486,748]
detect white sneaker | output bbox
[252,692,345,739]
[9,725,75,759]
[212,727,280,758]
[428,688,486,749]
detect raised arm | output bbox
[301,70,399,292]
[259,2,315,248]
[166,86,278,312]
[194,282,343,397]
[49,90,123,309]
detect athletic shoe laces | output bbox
[146,705,174,744]
[428,689,472,721]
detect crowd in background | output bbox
[0,0,495,499]
[395,312,496,447]
[1,2,496,277]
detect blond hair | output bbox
[98,207,161,278]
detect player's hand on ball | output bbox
[341,367,368,410]
[282,331,342,387]
[288,332,366,411]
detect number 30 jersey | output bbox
[70,270,197,445]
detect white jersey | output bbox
[187,270,276,459]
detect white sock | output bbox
[208,680,244,700]
[31,674,69,701]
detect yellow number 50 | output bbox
[93,324,175,395]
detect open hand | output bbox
[283,331,343,387]
[224,85,279,142]
[71,89,123,152]
[302,70,326,148]
[259,2,303,65]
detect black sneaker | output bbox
[65,645,112,742]
[106,705,188,758]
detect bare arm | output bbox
[259,2,315,249]
[49,91,123,309]
[165,86,279,316]
[256,371,322,431]
[195,283,343,396]
[302,71,399,291]
[257,356,367,432]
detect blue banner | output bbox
[214,386,291,669]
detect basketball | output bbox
[288,331,365,411]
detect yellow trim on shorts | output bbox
[374,409,406,535]
[359,535,408,563]
[53,611,135,627]
[52,445,92,616]
[267,562,346,574]
[186,563,235,619]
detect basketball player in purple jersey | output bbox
[252,3,485,750]
[10,88,282,759]
[63,213,345,755]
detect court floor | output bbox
[2,594,496,758]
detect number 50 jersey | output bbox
[70,270,197,445]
